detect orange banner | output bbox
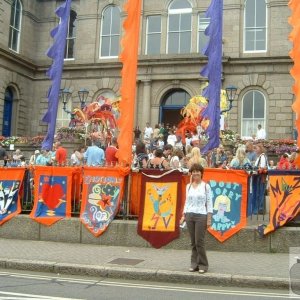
[264,171,300,235]
[80,166,128,237]
[289,0,300,147]
[30,166,76,226]
[117,0,142,166]
[0,168,25,226]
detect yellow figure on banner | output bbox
[147,184,174,230]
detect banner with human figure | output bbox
[80,167,127,237]
[30,166,75,226]
[263,170,300,235]
[182,168,248,242]
[0,168,25,226]
[137,170,183,248]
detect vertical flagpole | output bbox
[117,0,142,166]
[42,0,72,150]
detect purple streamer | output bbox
[42,0,72,150]
[200,0,223,153]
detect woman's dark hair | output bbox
[155,148,164,158]
[135,141,146,155]
[189,163,204,176]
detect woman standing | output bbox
[181,163,213,273]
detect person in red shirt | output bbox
[105,137,118,166]
[55,141,67,166]
[277,153,290,170]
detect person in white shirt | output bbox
[144,122,153,140]
[180,163,213,274]
[256,124,266,140]
[167,130,177,146]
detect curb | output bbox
[0,259,289,290]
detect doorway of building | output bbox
[160,89,190,127]
[2,87,13,137]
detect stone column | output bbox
[142,79,152,125]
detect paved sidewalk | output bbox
[0,238,292,289]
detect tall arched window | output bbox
[167,0,192,54]
[241,90,266,138]
[244,0,267,52]
[100,5,121,58]
[65,9,77,59]
[9,0,22,52]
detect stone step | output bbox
[0,215,299,253]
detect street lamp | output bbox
[60,88,72,111]
[221,85,238,114]
[78,88,89,109]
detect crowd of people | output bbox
[0,122,297,171]
[132,122,299,172]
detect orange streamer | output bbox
[117,0,142,166]
[289,0,300,147]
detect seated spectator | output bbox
[29,150,40,166]
[147,148,170,169]
[170,148,184,169]
[277,153,291,170]
[36,150,52,166]
[187,147,208,168]
[133,141,148,169]
[230,147,251,169]
[13,149,23,164]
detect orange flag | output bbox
[289,0,300,147]
[30,166,76,226]
[117,0,142,166]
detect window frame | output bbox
[145,15,162,55]
[99,5,121,59]
[167,0,192,55]
[241,90,266,138]
[8,0,22,53]
[243,0,268,53]
[197,12,210,53]
[64,9,77,60]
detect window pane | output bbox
[111,7,120,35]
[198,32,208,52]
[69,11,77,38]
[168,32,179,53]
[254,92,265,118]
[101,36,110,56]
[15,6,21,29]
[243,93,253,118]
[147,34,161,55]
[8,27,13,49]
[245,0,255,27]
[256,0,266,27]
[148,16,161,33]
[170,0,191,10]
[245,29,255,51]
[12,30,18,51]
[169,14,180,31]
[180,31,191,53]
[102,7,112,35]
[181,13,191,31]
[67,39,75,58]
[256,40,266,51]
[110,35,119,56]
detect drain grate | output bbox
[108,258,144,266]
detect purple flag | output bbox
[200,0,223,153]
[42,0,72,150]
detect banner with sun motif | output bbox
[263,170,300,235]
[137,169,183,248]
[0,168,25,226]
[80,167,128,237]
[182,168,248,242]
[30,166,75,226]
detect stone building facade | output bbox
[0,0,294,140]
